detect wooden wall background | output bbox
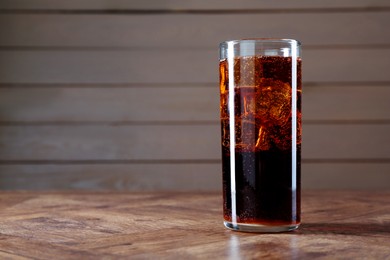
[0,0,389,190]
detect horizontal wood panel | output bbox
[0,125,389,160]
[0,164,221,191]
[0,85,389,122]
[1,0,389,192]
[302,163,390,189]
[1,49,390,84]
[0,86,219,122]
[0,163,389,190]
[0,13,389,48]
[303,124,390,159]
[1,0,389,10]
[0,125,220,160]
[303,85,390,121]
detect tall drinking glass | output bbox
[219,39,302,232]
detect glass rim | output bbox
[219,38,301,47]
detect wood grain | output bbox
[0,85,389,122]
[1,49,390,84]
[302,163,390,189]
[303,85,390,122]
[0,164,221,191]
[1,163,390,190]
[0,12,389,48]
[0,86,220,122]
[0,0,389,191]
[0,191,389,259]
[0,125,389,160]
[0,125,219,160]
[1,0,389,10]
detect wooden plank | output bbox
[303,85,390,121]
[0,49,389,84]
[1,0,389,10]
[0,191,389,258]
[0,164,221,191]
[0,13,389,48]
[0,86,220,122]
[0,124,389,160]
[0,250,30,260]
[303,124,390,159]
[1,163,390,190]
[302,163,390,189]
[0,125,221,160]
[0,85,389,122]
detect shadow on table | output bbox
[297,222,390,236]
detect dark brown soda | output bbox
[220,56,301,226]
[222,146,301,225]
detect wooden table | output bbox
[0,191,389,259]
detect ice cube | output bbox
[255,126,271,151]
[255,79,292,127]
[268,111,302,150]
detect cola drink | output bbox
[220,54,302,231]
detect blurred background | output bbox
[0,0,389,191]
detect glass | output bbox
[219,39,302,232]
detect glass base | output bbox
[224,221,299,233]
